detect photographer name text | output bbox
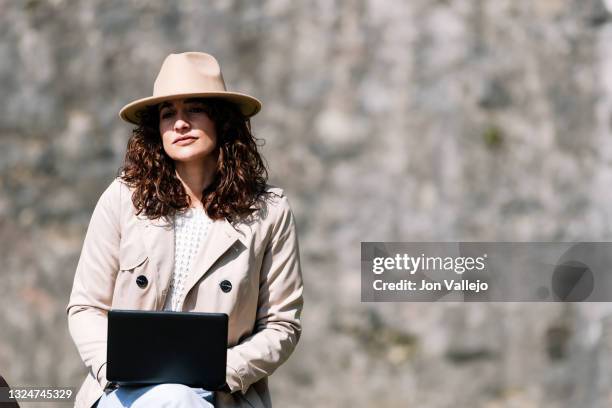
[373,278,488,292]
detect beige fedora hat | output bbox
[118,52,262,124]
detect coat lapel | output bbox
[139,212,246,308]
[183,216,244,295]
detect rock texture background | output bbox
[2,0,612,406]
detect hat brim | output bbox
[118,91,262,125]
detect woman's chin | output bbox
[169,151,210,163]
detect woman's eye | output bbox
[160,107,205,119]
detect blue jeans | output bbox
[95,383,215,407]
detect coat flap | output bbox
[119,232,149,270]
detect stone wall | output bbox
[2,0,612,406]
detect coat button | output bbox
[136,275,148,288]
[220,280,232,293]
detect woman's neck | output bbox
[174,157,216,208]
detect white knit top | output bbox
[163,206,213,311]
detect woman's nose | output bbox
[173,113,190,130]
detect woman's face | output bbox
[158,98,217,165]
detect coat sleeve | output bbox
[66,179,122,391]
[225,194,304,394]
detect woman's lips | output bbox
[173,137,197,145]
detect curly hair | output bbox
[117,97,269,223]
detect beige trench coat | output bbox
[66,177,304,408]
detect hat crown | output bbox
[153,52,227,96]
[118,51,261,124]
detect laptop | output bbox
[106,309,228,390]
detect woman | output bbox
[66,52,304,408]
